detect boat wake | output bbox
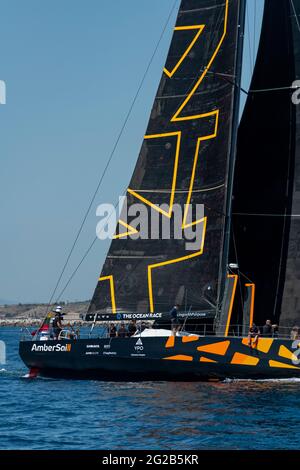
[22,372,33,379]
[0,367,30,379]
[224,377,300,384]
[20,373,57,380]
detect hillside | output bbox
[0,301,90,325]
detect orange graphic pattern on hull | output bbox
[231,352,259,366]
[182,336,200,343]
[165,336,175,349]
[200,357,218,363]
[163,355,193,362]
[197,341,230,356]
[269,360,300,370]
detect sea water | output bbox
[1,327,300,450]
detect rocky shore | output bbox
[0,301,90,327]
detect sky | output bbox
[0,0,264,304]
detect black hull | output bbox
[19,335,300,381]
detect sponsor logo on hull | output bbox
[31,343,71,352]
[132,337,145,357]
[134,338,144,352]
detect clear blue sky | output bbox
[0,0,264,304]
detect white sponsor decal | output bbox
[134,337,144,352]
[122,313,162,320]
[31,343,71,352]
[291,340,300,365]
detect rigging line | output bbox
[55,187,128,302]
[238,270,255,285]
[230,225,244,315]
[273,91,295,319]
[249,85,298,93]
[290,0,300,34]
[204,70,249,95]
[45,0,180,310]
[233,212,300,217]
[55,237,98,302]
[130,183,225,194]
[246,1,254,76]
[253,0,257,69]
[202,70,237,78]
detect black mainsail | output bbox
[231,0,300,327]
[88,0,245,316]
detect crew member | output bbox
[52,306,64,340]
[128,319,137,337]
[248,323,260,348]
[170,304,180,336]
[291,326,300,340]
[262,320,273,337]
[109,323,117,338]
[117,323,127,338]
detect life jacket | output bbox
[52,316,61,329]
[249,326,258,335]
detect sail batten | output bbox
[88,0,244,316]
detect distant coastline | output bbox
[0,301,90,327]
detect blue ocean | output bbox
[1,327,300,450]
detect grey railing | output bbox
[19,322,299,342]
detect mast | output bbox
[218,0,246,310]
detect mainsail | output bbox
[231,0,300,326]
[89,0,245,315]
